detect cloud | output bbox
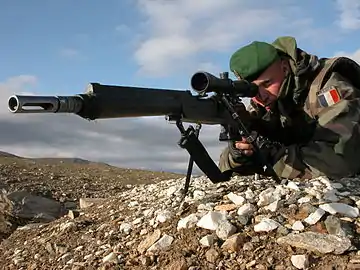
[335,0,360,30]
[0,75,38,115]
[132,0,330,77]
[0,75,226,174]
[115,24,131,34]
[333,48,360,64]
[59,48,82,59]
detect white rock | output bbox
[292,221,305,231]
[237,203,256,216]
[274,185,289,196]
[133,217,143,225]
[102,252,119,263]
[193,190,206,200]
[198,203,214,211]
[143,209,154,218]
[140,229,148,235]
[227,192,246,205]
[245,188,255,200]
[264,200,280,212]
[257,188,278,207]
[297,196,311,204]
[155,210,173,223]
[199,235,214,247]
[128,201,138,207]
[305,187,321,198]
[337,191,351,196]
[254,218,280,232]
[215,220,237,240]
[311,180,323,187]
[322,190,339,202]
[196,211,228,230]
[356,200,360,209]
[149,218,155,226]
[286,181,300,190]
[166,186,178,197]
[291,254,309,269]
[147,234,174,252]
[317,176,332,187]
[119,223,132,234]
[177,214,199,230]
[331,182,343,189]
[303,208,325,225]
[319,203,359,218]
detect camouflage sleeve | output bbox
[219,71,360,180]
[272,71,360,180]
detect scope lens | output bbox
[191,72,209,93]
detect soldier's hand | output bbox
[234,137,254,156]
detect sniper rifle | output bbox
[7,71,281,197]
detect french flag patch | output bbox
[317,87,342,107]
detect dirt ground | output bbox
[0,153,359,270]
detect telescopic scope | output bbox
[190,71,258,98]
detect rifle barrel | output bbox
[8,95,83,114]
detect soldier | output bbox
[219,36,360,180]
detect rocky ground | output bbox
[1,153,360,269]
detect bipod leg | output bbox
[176,120,202,202]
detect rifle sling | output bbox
[178,127,231,183]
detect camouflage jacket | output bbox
[219,39,360,180]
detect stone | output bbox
[79,198,105,209]
[226,192,246,205]
[215,220,237,240]
[119,223,132,234]
[177,214,199,230]
[205,248,219,263]
[199,235,215,247]
[286,181,300,191]
[196,211,228,230]
[324,215,354,237]
[257,187,278,206]
[319,203,359,218]
[264,200,280,212]
[237,203,256,216]
[254,218,280,232]
[156,210,173,223]
[67,210,80,219]
[7,191,63,222]
[221,233,246,252]
[147,234,174,253]
[137,229,161,254]
[292,221,305,231]
[277,232,352,254]
[303,208,325,225]
[214,204,237,211]
[291,254,309,269]
[102,252,119,264]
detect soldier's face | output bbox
[251,59,288,108]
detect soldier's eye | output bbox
[262,79,272,88]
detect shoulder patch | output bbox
[317,86,342,107]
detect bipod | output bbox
[176,119,202,202]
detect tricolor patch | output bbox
[317,87,342,107]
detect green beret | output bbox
[229,41,280,81]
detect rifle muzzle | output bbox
[8,95,84,114]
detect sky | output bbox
[1,0,360,174]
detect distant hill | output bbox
[0,151,20,158]
[0,151,104,166]
[0,150,185,201]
